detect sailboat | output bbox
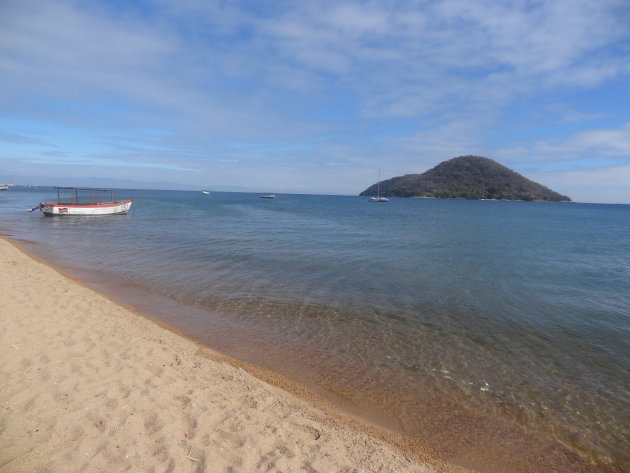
[368,170,389,202]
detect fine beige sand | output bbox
[0,237,465,473]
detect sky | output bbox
[1,0,630,202]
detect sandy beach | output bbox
[0,236,464,473]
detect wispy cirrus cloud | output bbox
[536,122,630,158]
[0,131,49,145]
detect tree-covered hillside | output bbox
[360,156,571,201]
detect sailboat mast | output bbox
[368,169,389,202]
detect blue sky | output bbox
[1,0,630,202]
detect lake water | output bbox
[2,187,628,472]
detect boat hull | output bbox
[41,200,133,216]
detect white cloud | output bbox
[534,123,630,158]
[3,0,627,124]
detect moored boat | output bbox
[368,170,389,202]
[31,187,133,216]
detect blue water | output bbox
[2,187,629,470]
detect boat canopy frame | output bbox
[52,187,119,205]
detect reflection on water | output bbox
[3,187,629,472]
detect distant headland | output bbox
[360,156,571,202]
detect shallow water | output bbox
[3,187,629,471]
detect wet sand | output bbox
[0,236,470,473]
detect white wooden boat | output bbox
[201,190,210,195]
[32,187,132,216]
[0,185,8,191]
[260,194,276,199]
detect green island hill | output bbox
[360,155,571,202]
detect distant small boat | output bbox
[260,194,276,199]
[0,185,8,191]
[30,187,132,216]
[368,170,389,202]
[201,190,210,195]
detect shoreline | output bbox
[0,235,462,473]
[1,235,622,473]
